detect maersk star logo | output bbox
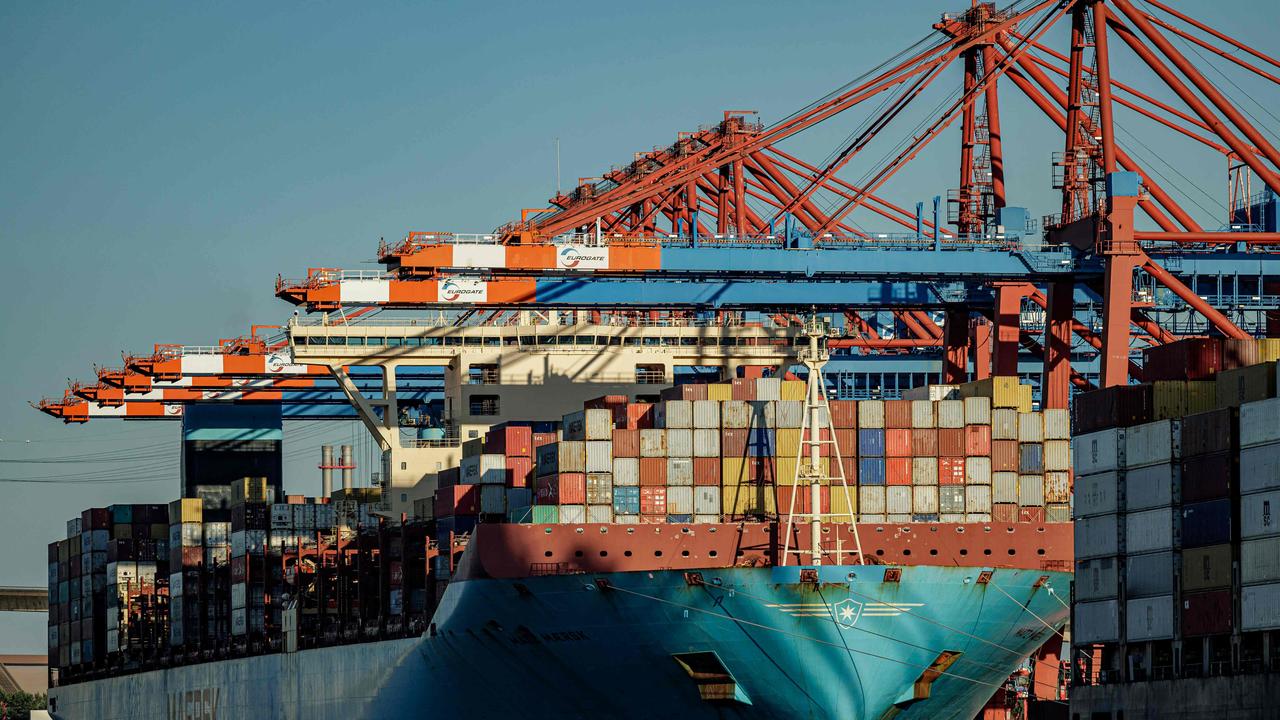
[833,598,862,628]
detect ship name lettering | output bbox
[540,630,588,642]
[169,687,220,720]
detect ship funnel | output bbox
[341,444,354,491]
[321,445,334,498]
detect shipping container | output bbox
[613,458,639,486]
[1075,556,1119,601]
[910,429,938,457]
[1043,441,1070,472]
[912,485,939,514]
[1241,442,1280,494]
[667,457,693,486]
[1240,398,1280,449]
[858,457,886,485]
[1241,582,1280,631]
[693,400,721,429]
[1018,474,1044,507]
[1074,428,1124,475]
[991,409,1018,440]
[938,486,965,514]
[1181,407,1235,458]
[1073,385,1152,434]
[1075,472,1119,518]
[1181,544,1233,591]
[939,457,965,485]
[693,486,720,516]
[1124,420,1180,469]
[666,429,693,458]
[886,486,912,515]
[640,487,667,515]
[1019,444,1044,474]
[910,400,935,428]
[721,401,751,429]
[664,401,693,429]
[1143,338,1222,381]
[1182,452,1233,503]
[1126,464,1177,510]
[859,486,887,515]
[938,428,965,457]
[611,486,640,515]
[992,441,1018,472]
[963,396,991,426]
[857,400,884,429]
[1181,589,1234,637]
[937,400,964,428]
[612,429,639,458]
[693,457,720,486]
[1044,472,1071,503]
[886,429,912,457]
[585,441,613,473]
[755,377,781,402]
[1126,595,1175,641]
[1126,550,1174,597]
[885,400,913,429]
[1075,600,1120,643]
[911,457,938,485]
[858,429,886,457]
[666,486,693,515]
[993,473,1019,504]
[965,485,992,513]
[1126,508,1174,554]
[1241,536,1280,584]
[965,456,991,485]
[886,458,912,486]
[1242,489,1280,539]
[774,400,802,429]
[639,429,667,457]
[1182,499,1231,548]
[639,458,667,486]
[1075,514,1119,558]
[1216,362,1276,408]
[1017,413,1043,443]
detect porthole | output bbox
[1036,548,1046,556]
[875,549,885,556]
[929,549,938,556]
[574,550,584,558]
[543,550,553,558]
[1007,549,1016,555]
[708,550,718,558]
[983,549,992,555]
[654,550,663,557]
[599,551,608,557]
[960,549,969,556]
[624,550,633,557]
[903,549,912,556]
[681,550,690,557]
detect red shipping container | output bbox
[886,457,913,485]
[660,384,708,402]
[625,403,655,430]
[731,378,756,401]
[722,428,748,457]
[1181,589,1234,637]
[639,458,667,486]
[749,457,778,484]
[938,429,965,457]
[833,455,858,484]
[885,400,913,429]
[585,394,629,410]
[911,429,938,457]
[81,508,110,530]
[993,503,1019,523]
[777,486,830,515]
[939,457,966,485]
[1221,339,1261,371]
[1018,506,1045,524]
[557,473,587,505]
[533,432,558,449]
[484,424,532,457]
[833,429,858,457]
[612,429,640,457]
[505,456,533,488]
[991,441,1019,472]
[435,485,479,518]
[829,401,858,429]
[1182,409,1234,457]
[640,514,668,524]
[965,425,991,456]
[1143,338,1222,381]
[693,457,721,486]
[886,429,913,457]
[640,486,667,515]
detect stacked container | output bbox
[1240,395,1280,633]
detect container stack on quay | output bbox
[1071,338,1280,683]
[426,375,1072,529]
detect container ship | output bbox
[43,328,1073,719]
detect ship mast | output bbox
[781,313,863,566]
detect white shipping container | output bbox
[558,442,587,472]
[939,513,966,523]
[963,396,991,425]
[1075,471,1119,518]
[1126,508,1174,554]
[1017,413,1043,443]
[1125,464,1176,510]
[776,401,803,429]
[912,457,938,485]
[1076,514,1120,558]
[1126,551,1175,597]
[478,454,505,484]
[667,457,694,486]
[585,442,613,473]
[586,505,613,524]
[965,456,991,485]
[886,486,912,515]
[1240,398,1280,448]
[693,429,721,457]
[667,486,694,515]
[1124,419,1179,469]
[559,505,586,524]
[1074,429,1124,475]
[1241,536,1280,584]
[748,401,777,429]
[1074,599,1120,643]
[1075,557,1120,601]
[1241,582,1280,631]
[860,514,888,523]
[1042,409,1071,440]
[939,486,966,514]
[910,400,935,428]
[231,608,247,636]
[693,400,721,429]
[721,401,751,429]
[992,409,1018,440]
[1241,442,1280,494]
[664,401,693,429]
[694,514,721,525]
[613,458,640,486]
[639,430,667,457]
[270,505,292,529]
[912,485,939,514]
[1018,475,1045,506]
[903,384,959,401]
[887,514,912,523]
[1242,490,1280,539]
[966,512,992,523]
[859,400,885,429]
[992,473,1019,503]
[667,429,693,458]
[755,377,781,401]
[860,486,887,514]
[480,485,506,514]
[585,408,614,439]
[1043,441,1071,472]
[965,485,992,513]
[694,486,721,515]
[937,400,964,428]
[231,582,246,609]
[1044,472,1072,503]
[1126,595,1175,641]
[615,515,640,525]
[562,411,586,440]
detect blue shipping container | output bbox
[612,486,641,515]
[912,513,940,523]
[666,514,693,523]
[859,457,887,485]
[109,504,133,524]
[747,429,776,457]
[1019,443,1044,474]
[1182,499,1232,548]
[859,429,886,457]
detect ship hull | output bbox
[51,564,1069,719]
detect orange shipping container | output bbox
[833,429,858,457]
[505,456,532,488]
[886,429,913,457]
[777,486,831,515]
[693,458,721,486]
[885,400,913,429]
[625,403,655,430]
[887,457,913,485]
[639,487,667,515]
[638,458,667,486]
[939,457,966,485]
[911,429,938,457]
[938,429,965,457]
[965,425,991,456]
[829,400,858,429]
[612,429,639,457]
[731,378,755,401]
[992,440,1019,472]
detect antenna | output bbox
[555,138,562,195]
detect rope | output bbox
[988,582,1068,641]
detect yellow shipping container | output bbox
[959,376,1024,409]
[1216,362,1277,408]
[722,457,748,485]
[1015,383,1034,413]
[829,485,858,516]
[707,383,734,402]
[776,428,801,457]
[169,498,203,523]
[1186,381,1217,415]
[722,484,777,516]
[776,456,832,485]
[1152,381,1187,420]
[1260,339,1280,363]
[780,380,807,401]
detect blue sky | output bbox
[2,0,1276,653]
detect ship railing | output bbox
[391,229,1046,252]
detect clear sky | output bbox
[2,1,1276,653]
